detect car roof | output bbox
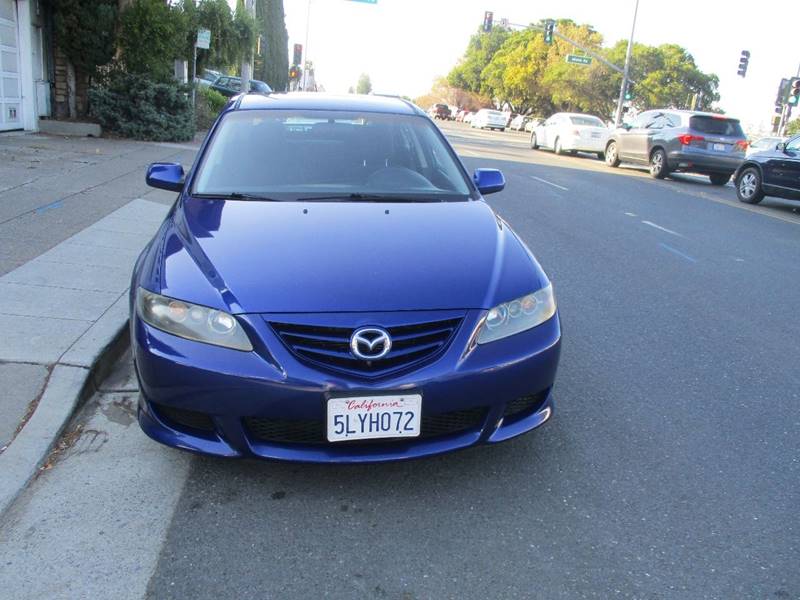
[234,92,424,116]
[650,109,741,121]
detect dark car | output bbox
[605,110,748,185]
[133,93,561,463]
[210,76,272,97]
[427,103,451,120]
[734,134,800,204]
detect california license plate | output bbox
[327,395,421,442]
[712,143,726,151]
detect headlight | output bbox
[477,284,556,344]
[136,288,253,351]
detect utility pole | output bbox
[301,0,311,91]
[614,0,640,128]
[240,0,256,94]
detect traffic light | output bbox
[482,11,493,33]
[788,78,800,106]
[624,82,633,101]
[289,65,299,80]
[293,44,303,66]
[543,20,555,44]
[737,50,750,77]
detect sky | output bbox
[244,0,800,133]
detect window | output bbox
[192,110,472,200]
[569,116,604,127]
[689,116,745,137]
[786,137,800,152]
[663,113,682,128]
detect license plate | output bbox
[712,143,727,151]
[327,395,421,442]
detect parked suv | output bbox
[604,110,748,185]
[428,104,451,120]
[734,134,800,204]
[210,76,272,97]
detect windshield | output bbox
[570,116,604,127]
[193,109,471,200]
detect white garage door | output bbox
[0,0,22,131]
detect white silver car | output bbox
[471,109,507,131]
[746,136,785,158]
[530,112,610,158]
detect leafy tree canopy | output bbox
[53,0,117,74]
[356,73,372,95]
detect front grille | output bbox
[502,391,548,421]
[245,406,486,445]
[154,403,215,432]
[269,317,462,378]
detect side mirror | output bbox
[777,142,787,153]
[619,123,632,131]
[473,168,505,195]
[146,162,185,192]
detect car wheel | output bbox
[605,142,620,167]
[709,173,731,186]
[554,138,563,155]
[736,167,764,204]
[649,148,668,179]
[530,133,539,150]
[596,152,605,160]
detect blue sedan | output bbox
[132,93,561,463]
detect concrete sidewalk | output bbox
[0,199,170,514]
[0,132,199,515]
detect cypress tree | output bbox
[254,0,289,91]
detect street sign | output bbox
[566,54,592,65]
[196,28,211,50]
[347,0,377,3]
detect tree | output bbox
[356,73,372,94]
[786,119,800,136]
[447,26,510,95]
[605,42,720,111]
[118,0,185,83]
[254,0,289,91]
[52,0,118,117]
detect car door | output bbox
[768,136,800,194]
[540,116,559,148]
[622,111,662,163]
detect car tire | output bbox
[596,152,605,161]
[649,148,668,179]
[554,138,563,155]
[709,173,731,186]
[605,141,620,167]
[736,167,765,204]
[530,133,539,150]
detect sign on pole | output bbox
[566,54,592,65]
[196,29,211,50]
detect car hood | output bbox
[151,198,547,314]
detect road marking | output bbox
[35,199,63,214]
[659,242,697,263]
[624,212,637,217]
[531,176,568,191]
[641,220,683,237]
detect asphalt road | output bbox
[2,122,799,600]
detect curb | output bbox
[0,315,130,517]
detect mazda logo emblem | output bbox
[350,327,392,360]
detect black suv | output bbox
[734,134,800,204]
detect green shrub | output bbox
[195,86,227,130]
[89,71,195,142]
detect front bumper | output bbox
[133,309,561,463]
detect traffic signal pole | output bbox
[614,0,640,128]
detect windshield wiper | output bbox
[193,192,281,201]
[295,193,441,203]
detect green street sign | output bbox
[566,54,592,66]
[196,28,211,50]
